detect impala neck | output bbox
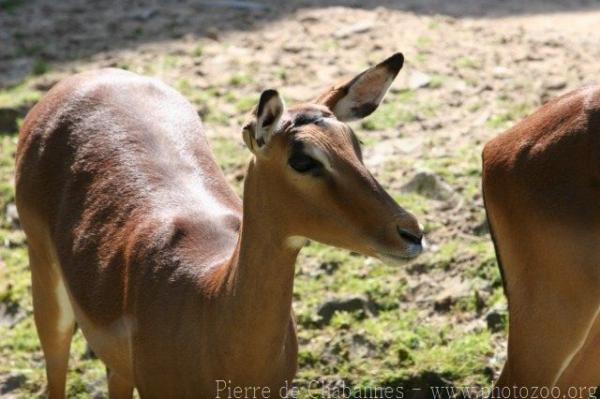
[220,160,300,365]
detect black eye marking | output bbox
[288,141,324,176]
[288,153,324,175]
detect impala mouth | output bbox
[377,252,418,266]
[376,241,425,265]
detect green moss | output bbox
[193,44,204,57]
[416,35,432,48]
[32,60,50,76]
[162,54,182,69]
[0,136,17,211]
[430,241,461,269]
[234,96,256,113]
[486,101,533,130]
[0,81,41,108]
[413,330,492,384]
[358,90,442,131]
[428,74,446,89]
[228,73,252,87]
[0,0,24,12]
[456,56,481,70]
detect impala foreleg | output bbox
[30,247,75,399]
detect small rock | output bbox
[128,7,158,21]
[6,203,19,229]
[544,79,567,91]
[473,217,489,236]
[351,333,377,357]
[283,43,303,53]
[333,21,374,39]
[0,299,20,327]
[33,78,59,91]
[401,171,455,201]
[474,110,492,126]
[0,58,34,89]
[486,310,506,332]
[205,28,220,41]
[0,259,6,287]
[483,366,496,381]
[82,344,97,360]
[397,347,413,365]
[474,290,486,314]
[402,371,454,399]
[492,66,511,79]
[317,295,377,325]
[0,108,22,133]
[406,261,429,275]
[433,296,453,313]
[197,1,268,11]
[476,84,494,93]
[433,277,470,313]
[3,237,22,249]
[0,373,27,394]
[319,261,340,275]
[408,70,432,90]
[299,14,320,24]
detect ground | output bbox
[1,0,600,398]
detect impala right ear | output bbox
[242,90,286,156]
[315,53,404,122]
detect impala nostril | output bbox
[396,226,423,246]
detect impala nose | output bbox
[397,226,423,246]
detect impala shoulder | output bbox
[481,128,518,179]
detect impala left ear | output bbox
[315,53,404,122]
[242,89,286,156]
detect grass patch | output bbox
[0,81,41,109]
[228,73,252,87]
[0,0,23,12]
[32,60,50,76]
[456,56,482,70]
[486,102,531,130]
[192,43,204,57]
[360,91,417,131]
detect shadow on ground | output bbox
[2,0,600,87]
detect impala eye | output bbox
[288,153,324,175]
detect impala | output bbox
[483,85,600,397]
[15,53,424,398]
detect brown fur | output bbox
[483,85,600,393]
[16,54,422,398]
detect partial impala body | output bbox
[483,86,600,395]
[16,53,424,398]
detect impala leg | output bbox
[30,248,75,399]
[107,367,134,399]
[493,248,600,394]
[497,297,597,388]
[555,311,600,397]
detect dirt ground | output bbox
[1,0,600,397]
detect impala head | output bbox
[241,53,423,264]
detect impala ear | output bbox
[242,89,286,156]
[315,53,404,122]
